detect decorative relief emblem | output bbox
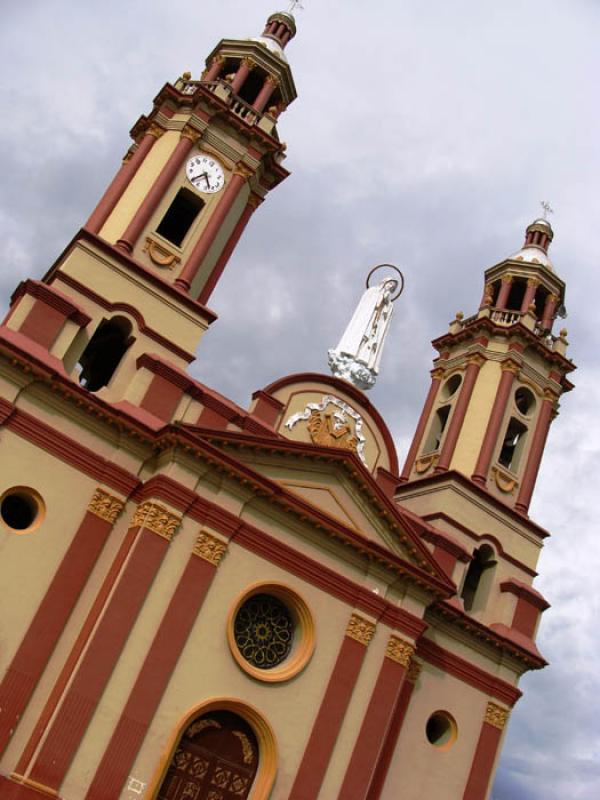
[193,530,228,565]
[385,635,415,667]
[346,613,375,646]
[232,730,255,765]
[285,395,367,464]
[132,501,181,541]
[485,701,510,730]
[143,236,181,269]
[88,488,124,524]
[126,776,147,795]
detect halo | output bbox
[365,264,405,301]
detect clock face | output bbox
[186,154,225,194]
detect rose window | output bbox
[233,594,294,669]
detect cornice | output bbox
[10,280,91,327]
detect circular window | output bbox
[426,711,457,750]
[515,387,535,416]
[441,374,462,399]
[0,487,44,534]
[228,583,315,683]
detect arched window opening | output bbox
[441,374,462,400]
[461,544,496,612]
[424,405,451,453]
[237,68,266,105]
[506,278,526,311]
[498,417,528,471]
[534,286,548,319]
[77,316,133,393]
[157,710,259,800]
[156,188,204,247]
[514,387,535,417]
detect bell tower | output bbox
[398,216,574,514]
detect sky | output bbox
[1,1,599,798]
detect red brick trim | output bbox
[337,656,409,799]
[53,272,195,363]
[417,638,521,706]
[288,635,368,800]
[250,389,284,427]
[84,551,216,799]
[462,720,503,800]
[11,280,91,328]
[28,527,171,790]
[140,374,184,421]
[500,579,549,611]
[0,506,121,757]
[19,301,65,349]
[436,357,482,472]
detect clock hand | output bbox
[195,171,209,185]
[203,173,211,189]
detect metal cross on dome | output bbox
[540,200,554,220]
[287,0,304,12]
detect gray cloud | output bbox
[1,1,599,797]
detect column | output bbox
[337,636,414,800]
[84,530,226,800]
[252,76,279,114]
[541,292,559,331]
[174,166,250,293]
[116,126,198,253]
[86,125,164,234]
[399,368,444,481]
[230,58,254,95]
[202,55,225,82]
[471,361,519,486]
[436,355,484,472]
[515,391,556,513]
[479,283,493,309]
[366,660,422,800]
[462,702,510,800]
[197,193,262,305]
[0,488,125,757]
[288,614,375,800]
[520,278,539,313]
[495,275,513,310]
[27,501,181,793]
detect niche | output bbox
[461,544,496,612]
[77,316,134,392]
[156,188,204,247]
[498,417,528,471]
[423,405,451,453]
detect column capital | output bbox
[88,488,125,524]
[146,123,166,140]
[501,274,514,284]
[132,501,181,542]
[345,613,376,646]
[233,163,254,181]
[543,388,559,403]
[484,701,510,730]
[500,359,520,375]
[406,658,423,684]
[193,530,228,565]
[385,635,415,667]
[266,74,281,88]
[242,56,257,70]
[180,124,201,143]
[527,277,541,287]
[430,367,445,380]
[466,352,486,368]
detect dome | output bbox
[250,36,287,61]
[508,245,554,270]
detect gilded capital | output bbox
[132,501,181,542]
[466,353,486,368]
[527,277,541,288]
[385,635,415,667]
[266,75,281,88]
[234,163,254,181]
[485,701,510,730]
[549,293,560,303]
[193,530,228,566]
[501,274,513,284]
[242,57,256,70]
[543,388,559,403]
[180,124,201,143]
[406,658,423,684]
[88,489,124,524]
[147,123,166,140]
[501,359,520,375]
[346,613,375,646]
[431,367,445,381]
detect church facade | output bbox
[0,10,574,800]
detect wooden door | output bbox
[157,711,259,800]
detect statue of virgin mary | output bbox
[328,277,398,390]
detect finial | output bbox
[287,0,304,12]
[540,200,554,220]
[328,264,404,391]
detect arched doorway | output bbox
[157,710,259,800]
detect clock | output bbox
[186,153,225,194]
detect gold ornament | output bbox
[346,614,375,646]
[88,489,124,524]
[132,502,181,541]
[307,409,359,455]
[485,701,509,730]
[180,124,201,143]
[193,530,228,566]
[406,659,423,684]
[385,635,415,667]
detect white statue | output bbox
[328,269,402,390]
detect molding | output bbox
[484,701,510,730]
[87,488,125,523]
[385,635,414,666]
[345,613,376,646]
[417,638,522,707]
[193,530,228,565]
[500,578,550,611]
[132,501,181,541]
[10,280,91,327]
